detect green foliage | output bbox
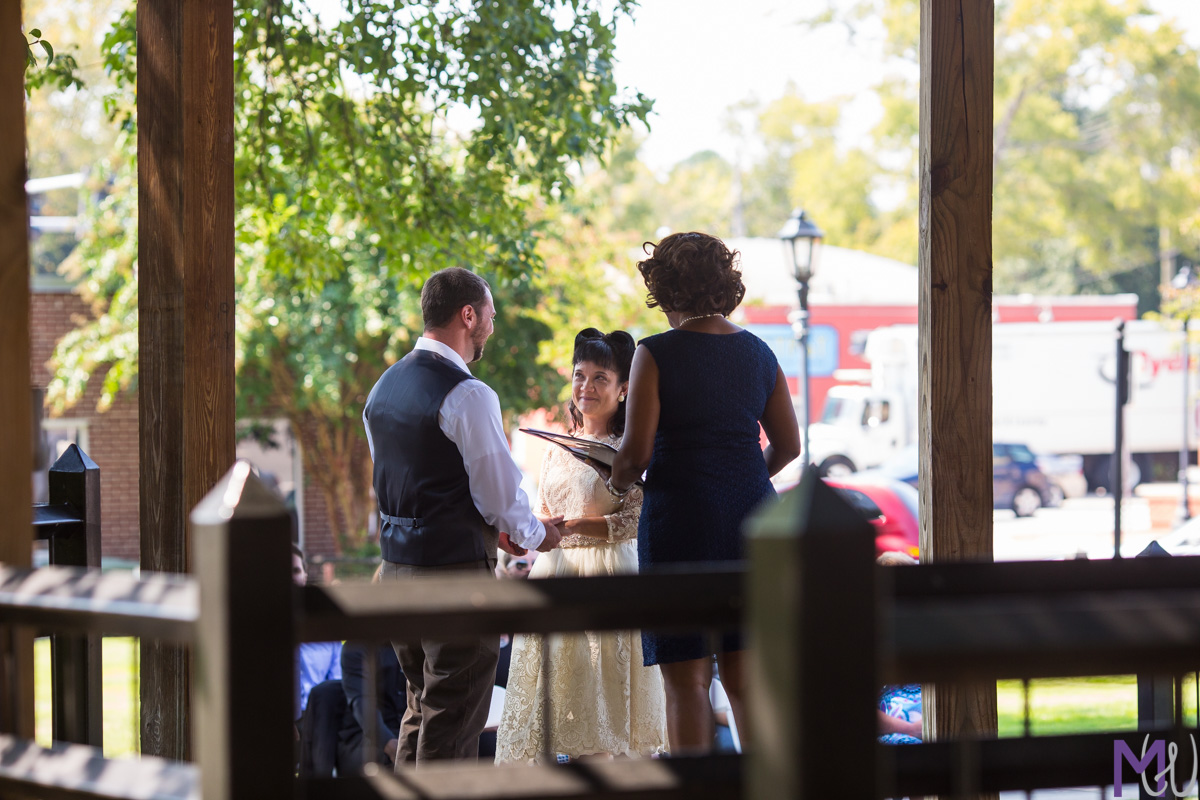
[48,0,651,552]
[995,676,1165,737]
[52,127,138,413]
[802,0,1200,304]
[24,27,83,96]
[619,0,1200,308]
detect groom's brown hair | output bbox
[421,268,491,330]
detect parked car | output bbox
[856,442,1055,517]
[825,476,920,559]
[1035,453,1087,506]
[771,465,920,558]
[993,443,1056,516]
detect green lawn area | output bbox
[998,675,1198,737]
[32,640,1196,753]
[34,636,140,758]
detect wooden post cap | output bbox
[190,460,288,526]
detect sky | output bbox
[612,0,1200,173]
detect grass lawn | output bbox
[32,640,1195,753]
[34,636,140,758]
[997,675,1198,737]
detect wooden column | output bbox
[137,0,236,761]
[918,0,998,754]
[0,0,35,740]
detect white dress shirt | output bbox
[364,337,546,550]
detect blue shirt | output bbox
[297,641,343,717]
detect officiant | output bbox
[363,267,563,766]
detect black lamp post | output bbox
[778,208,825,466]
[1174,266,1195,525]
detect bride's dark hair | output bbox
[567,328,636,437]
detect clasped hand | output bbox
[498,515,564,556]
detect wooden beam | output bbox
[918,0,998,750]
[338,756,743,800]
[0,734,199,800]
[137,0,236,761]
[0,0,35,740]
[0,565,197,642]
[300,566,742,643]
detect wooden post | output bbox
[192,462,294,800]
[137,0,236,760]
[48,445,103,746]
[0,0,35,740]
[919,0,998,756]
[747,468,879,799]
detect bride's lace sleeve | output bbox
[605,485,643,543]
[535,446,555,518]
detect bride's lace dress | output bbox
[494,433,669,764]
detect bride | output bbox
[495,328,668,764]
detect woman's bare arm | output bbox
[761,365,801,477]
[878,709,922,739]
[610,345,659,491]
[561,517,608,539]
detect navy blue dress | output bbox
[637,328,780,665]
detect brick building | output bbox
[31,284,340,562]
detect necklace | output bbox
[676,312,723,328]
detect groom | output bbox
[363,267,563,765]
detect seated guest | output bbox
[337,641,407,770]
[877,551,922,744]
[293,545,342,718]
[878,684,922,744]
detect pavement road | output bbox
[993,495,1166,561]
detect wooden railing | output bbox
[2,461,744,799]
[6,460,1200,798]
[749,469,1200,798]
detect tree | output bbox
[739,87,907,255]
[807,0,1200,306]
[23,0,123,284]
[46,0,651,553]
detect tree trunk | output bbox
[292,412,372,554]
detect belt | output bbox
[380,512,420,528]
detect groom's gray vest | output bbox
[365,350,498,566]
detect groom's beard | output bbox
[470,328,487,363]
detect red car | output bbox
[822,476,920,559]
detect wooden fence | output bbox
[3,461,1200,798]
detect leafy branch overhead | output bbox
[24,28,82,96]
[48,0,652,551]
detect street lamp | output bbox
[1173,265,1195,524]
[778,208,825,466]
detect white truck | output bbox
[807,320,1191,492]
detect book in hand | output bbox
[518,428,644,487]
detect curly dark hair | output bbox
[636,232,746,317]
[567,328,636,437]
